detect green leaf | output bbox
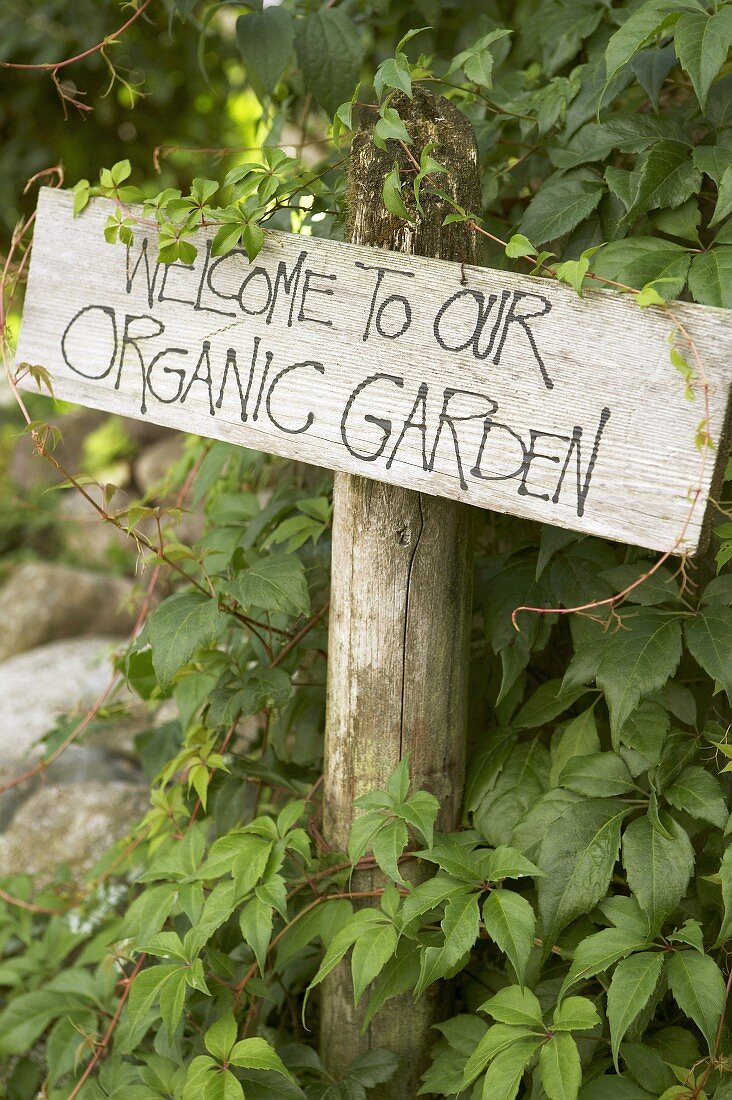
[239,896,273,976]
[482,890,536,985]
[622,813,694,935]
[481,1036,543,1100]
[229,554,310,617]
[351,920,398,1004]
[590,237,686,297]
[463,1024,543,1087]
[159,969,187,1043]
[506,233,536,258]
[596,610,682,743]
[694,145,732,187]
[374,55,412,100]
[0,992,84,1056]
[673,7,732,109]
[363,940,421,1029]
[651,198,701,244]
[295,9,363,116]
[539,1032,582,1100]
[415,892,481,996]
[371,817,409,883]
[519,176,603,245]
[550,708,601,786]
[183,1056,217,1100]
[236,7,294,98]
[483,846,543,882]
[715,844,732,947]
[664,765,728,828]
[666,950,726,1051]
[229,1037,292,1078]
[203,1069,245,1100]
[204,1012,237,1062]
[607,951,665,1067]
[514,680,589,729]
[347,1048,400,1087]
[688,246,732,307]
[558,752,635,797]
[710,167,732,229]
[374,106,412,146]
[684,603,732,698]
[306,910,387,996]
[148,593,224,690]
[605,2,688,82]
[538,799,628,947]
[551,996,600,1032]
[396,790,440,847]
[559,924,647,1003]
[627,141,701,218]
[478,986,543,1027]
[127,965,179,1034]
[382,167,412,221]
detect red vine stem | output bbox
[67,952,147,1100]
[0,0,154,72]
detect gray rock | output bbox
[9,408,107,492]
[0,746,142,831]
[60,484,144,564]
[0,562,139,661]
[0,636,123,763]
[0,781,148,882]
[134,436,205,545]
[134,436,187,496]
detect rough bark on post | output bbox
[320,91,481,1096]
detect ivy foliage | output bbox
[1,0,732,1098]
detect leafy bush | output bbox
[0,1,731,1098]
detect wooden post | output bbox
[320,91,481,1096]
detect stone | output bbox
[0,562,140,661]
[8,407,107,491]
[0,636,124,763]
[133,436,187,497]
[0,781,149,882]
[134,436,205,545]
[60,484,145,564]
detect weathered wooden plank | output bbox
[16,185,732,553]
[320,90,478,1093]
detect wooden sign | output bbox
[15,187,732,553]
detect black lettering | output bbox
[493,290,554,389]
[552,407,611,517]
[251,348,274,420]
[239,266,273,316]
[125,238,161,308]
[195,241,238,317]
[181,340,215,415]
[298,269,335,327]
[117,313,165,414]
[471,419,529,481]
[341,372,404,461]
[518,429,571,502]
[376,294,412,339]
[61,305,118,381]
[215,347,246,420]
[146,347,188,405]
[356,260,416,341]
[267,249,307,327]
[266,361,325,434]
[157,258,196,307]
[386,383,428,469]
[206,250,245,316]
[426,388,498,490]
